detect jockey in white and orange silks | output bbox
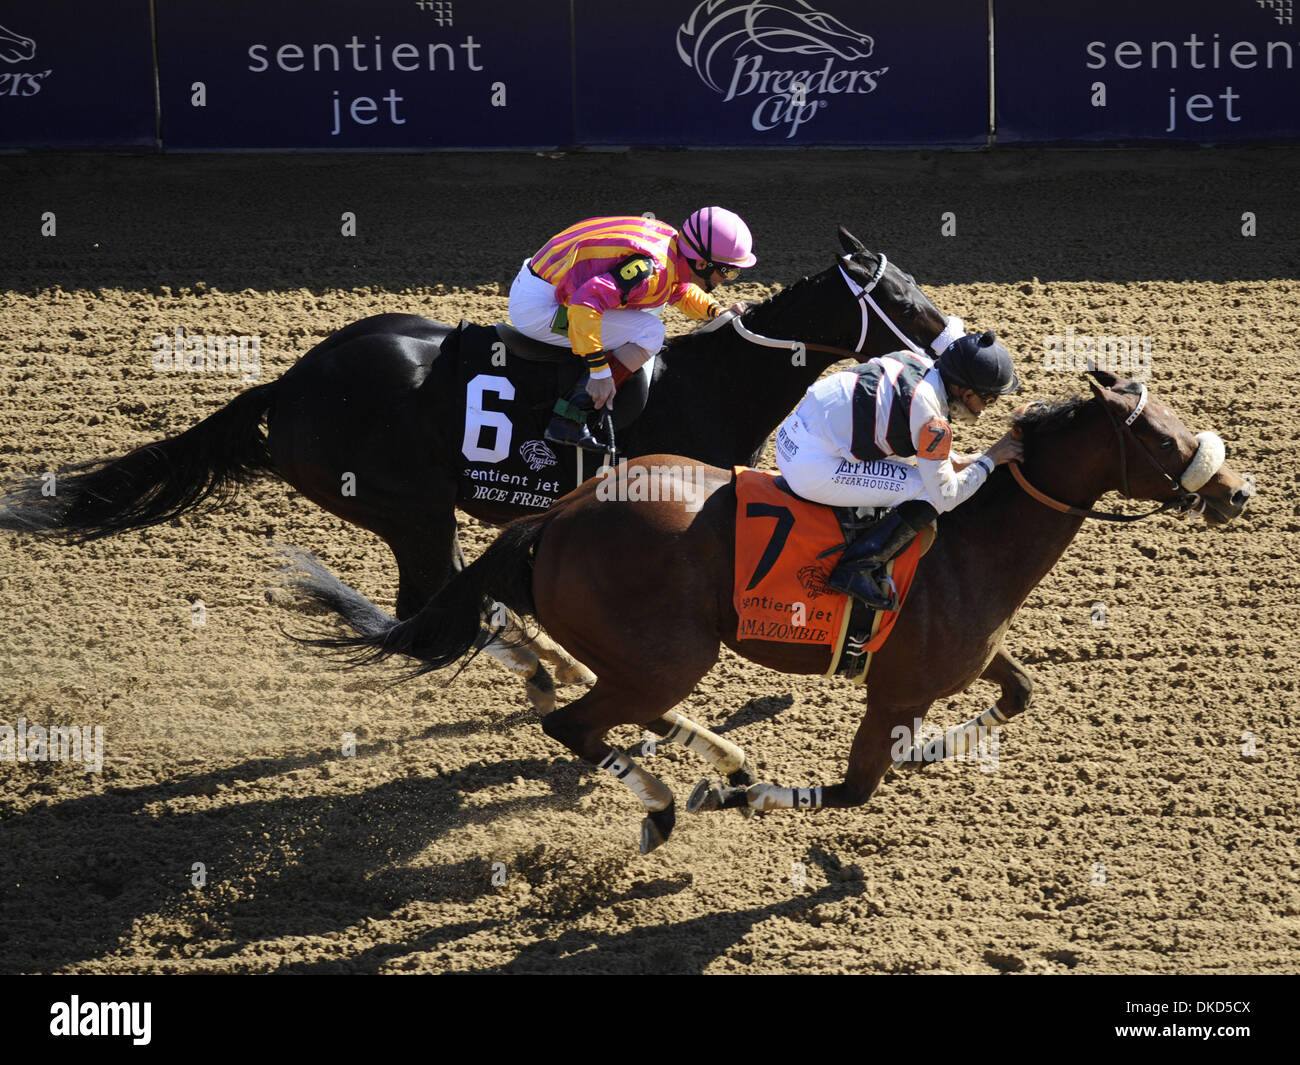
[508,208,754,450]
[775,332,1025,610]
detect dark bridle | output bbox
[1010,381,1220,523]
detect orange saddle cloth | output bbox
[732,467,924,672]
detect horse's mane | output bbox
[1011,378,1140,441]
[1011,395,1089,439]
[945,390,1109,523]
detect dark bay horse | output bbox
[280,369,1254,853]
[0,228,963,710]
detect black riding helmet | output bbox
[937,331,1020,396]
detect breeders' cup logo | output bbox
[676,0,887,138]
[0,22,51,97]
[0,23,35,63]
[519,439,559,473]
[796,563,832,599]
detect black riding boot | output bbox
[544,381,605,451]
[829,501,938,610]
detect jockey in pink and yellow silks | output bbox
[509,208,755,450]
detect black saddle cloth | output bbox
[492,322,648,432]
[447,322,650,513]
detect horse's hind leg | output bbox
[640,711,755,790]
[893,646,1033,769]
[524,630,597,688]
[541,673,715,854]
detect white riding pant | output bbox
[508,259,667,355]
[775,408,931,509]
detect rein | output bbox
[1009,384,1209,523]
[1007,463,1189,523]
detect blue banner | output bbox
[575,0,989,147]
[997,0,1300,144]
[0,0,155,148]
[155,0,571,149]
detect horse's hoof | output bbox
[687,779,722,813]
[640,803,676,854]
[728,761,758,816]
[687,779,751,814]
[556,662,597,687]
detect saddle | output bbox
[493,323,650,432]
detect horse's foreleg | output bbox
[689,702,925,814]
[641,711,749,777]
[641,711,756,818]
[893,646,1033,769]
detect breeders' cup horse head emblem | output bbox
[520,440,559,473]
[676,0,873,94]
[0,23,36,63]
[796,563,832,600]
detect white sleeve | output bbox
[910,377,994,513]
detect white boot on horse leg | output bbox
[892,705,1010,770]
[475,606,556,714]
[477,634,555,715]
[688,779,825,814]
[598,747,677,854]
[640,710,757,817]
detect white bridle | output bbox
[836,254,964,360]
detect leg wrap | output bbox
[899,706,1005,765]
[599,748,673,812]
[662,712,745,775]
[746,783,824,811]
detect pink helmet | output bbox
[679,206,757,268]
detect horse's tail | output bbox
[0,381,277,541]
[283,512,547,675]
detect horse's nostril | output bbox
[1230,490,1250,508]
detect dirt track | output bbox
[0,147,1297,974]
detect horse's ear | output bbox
[837,226,865,254]
[1087,364,1119,389]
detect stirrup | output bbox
[544,417,605,452]
[830,569,899,611]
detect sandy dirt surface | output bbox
[0,147,1297,974]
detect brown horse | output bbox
[281,369,1254,852]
